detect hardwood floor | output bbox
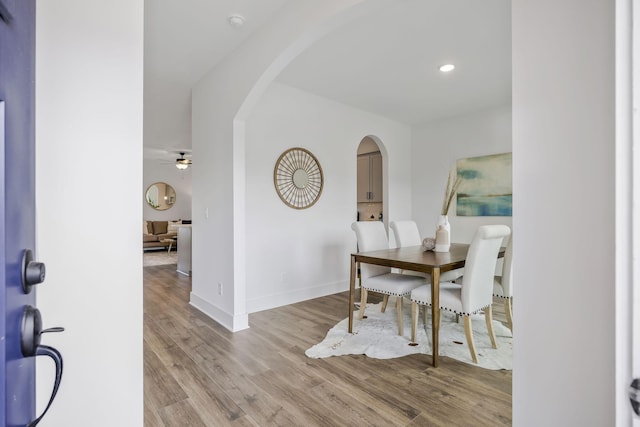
[144,264,512,426]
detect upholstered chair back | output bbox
[390,220,422,247]
[461,225,511,313]
[351,221,391,280]
[500,235,513,297]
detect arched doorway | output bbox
[356,136,383,222]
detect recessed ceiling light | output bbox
[439,64,455,73]
[228,14,245,28]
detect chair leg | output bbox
[504,298,513,332]
[463,316,478,364]
[381,294,389,313]
[485,305,498,349]
[422,305,427,328]
[358,288,368,320]
[396,297,403,336]
[411,301,418,342]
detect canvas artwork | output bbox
[456,152,512,216]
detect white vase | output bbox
[436,214,450,233]
[434,215,450,252]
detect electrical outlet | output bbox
[205,207,209,219]
[281,272,287,283]
[218,282,223,295]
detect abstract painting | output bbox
[456,152,512,216]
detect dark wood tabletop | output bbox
[352,243,471,274]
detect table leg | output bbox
[431,268,440,367]
[348,255,356,333]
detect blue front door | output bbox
[0,0,38,425]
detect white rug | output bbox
[143,250,177,267]
[306,299,512,370]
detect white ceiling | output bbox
[144,0,511,160]
[144,0,288,160]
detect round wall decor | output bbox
[273,147,323,209]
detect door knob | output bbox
[21,249,46,294]
[20,305,64,426]
[20,305,63,357]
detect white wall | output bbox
[143,159,192,221]
[191,0,382,331]
[35,1,144,425]
[245,82,411,312]
[411,106,512,244]
[513,0,618,425]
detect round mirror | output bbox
[292,169,309,189]
[145,182,176,211]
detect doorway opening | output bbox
[356,136,383,223]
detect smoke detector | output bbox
[228,14,245,28]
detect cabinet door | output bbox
[357,156,370,202]
[370,152,383,202]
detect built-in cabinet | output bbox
[357,151,382,203]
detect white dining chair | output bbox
[389,220,464,282]
[493,234,513,331]
[351,221,426,336]
[410,224,511,364]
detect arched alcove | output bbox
[356,135,387,226]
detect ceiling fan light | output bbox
[175,151,191,169]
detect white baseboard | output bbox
[190,280,349,329]
[246,280,349,314]
[189,292,249,332]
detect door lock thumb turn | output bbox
[21,249,45,294]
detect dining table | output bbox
[348,243,503,367]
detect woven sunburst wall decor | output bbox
[273,147,323,209]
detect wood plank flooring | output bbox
[144,264,512,426]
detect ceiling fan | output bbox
[175,152,192,170]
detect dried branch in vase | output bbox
[441,170,462,215]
